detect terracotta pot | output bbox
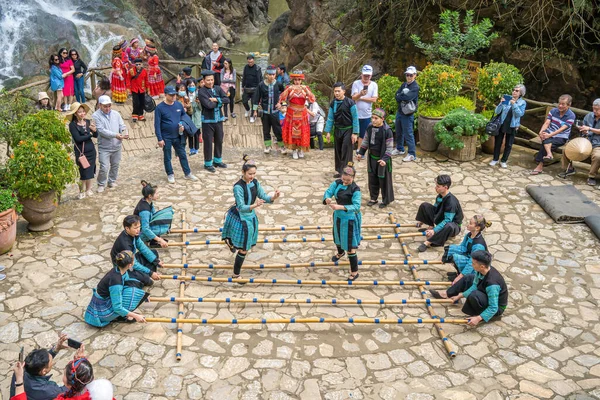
[447,135,478,162]
[0,208,17,254]
[19,190,57,232]
[482,135,505,155]
[417,115,443,152]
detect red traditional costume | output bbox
[147,54,165,97]
[278,71,315,151]
[110,58,127,103]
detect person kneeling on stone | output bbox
[134,180,173,248]
[415,174,463,252]
[430,250,508,326]
[443,215,491,283]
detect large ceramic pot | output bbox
[418,115,443,152]
[19,190,57,232]
[447,135,478,162]
[0,208,17,254]
[481,135,505,155]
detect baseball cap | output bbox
[405,66,417,75]
[164,86,177,95]
[361,65,373,75]
[98,95,112,105]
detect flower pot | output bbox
[447,135,478,161]
[418,115,442,152]
[0,208,17,254]
[481,135,505,155]
[19,190,57,232]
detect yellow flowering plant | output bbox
[417,64,464,105]
[477,62,524,109]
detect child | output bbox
[37,92,53,111]
[49,54,64,111]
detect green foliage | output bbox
[0,188,22,213]
[0,90,33,155]
[419,96,475,118]
[417,64,464,105]
[434,107,488,150]
[311,41,367,92]
[10,110,71,145]
[477,62,524,109]
[307,82,329,113]
[7,140,78,200]
[375,74,402,126]
[411,10,498,64]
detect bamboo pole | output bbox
[146,317,468,325]
[523,106,547,115]
[161,259,443,270]
[518,125,539,138]
[168,223,419,234]
[175,211,187,361]
[523,97,590,115]
[389,213,457,358]
[166,232,425,247]
[149,296,455,305]
[157,275,452,287]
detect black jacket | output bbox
[73,59,88,76]
[197,85,230,123]
[10,348,66,400]
[252,80,281,114]
[242,64,263,89]
[395,80,419,113]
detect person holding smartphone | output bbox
[489,84,527,169]
[351,65,378,152]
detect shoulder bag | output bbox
[76,140,91,169]
[401,100,416,115]
[485,113,502,137]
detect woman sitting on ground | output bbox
[133,180,173,247]
[84,250,148,327]
[442,215,490,283]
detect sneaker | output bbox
[298,150,304,158]
[489,160,498,166]
[86,190,94,197]
[108,182,117,188]
[250,116,256,123]
[66,104,71,111]
[78,192,86,200]
[587,178,597,186]
[500,162,508,169]
[184,174,198,181]
[244,111,249,118]
[280,147,288,155]
[292,150,299,160]
[167,175,175,184]
[204,165,216,173]
[0,265,5,272]
[264,147,271,154]
[558,169,576,179]
[214,162,227,168]
[132,116,138,122]
[232,113,237,118]
[97,186,105,193]
[402,154,416,162]
[0,273,5,281]
[391,149,402,156]
[223,117,228,122]
[189,149,196,156]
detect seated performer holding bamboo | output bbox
[85,250,149,327]
[134,180,173,248]
[323,162,362,281]
[111,215,162,287]
[430,250,508,326]
[443,215,491,283]
[415,174,463,253]
[222,155,281,279]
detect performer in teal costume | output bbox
[443,215,491,282]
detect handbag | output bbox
[144,94,156,113]
[485,114,502,137]
[77,141,91,169]
[400,100,416,115]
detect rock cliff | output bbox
[201,0,270,33]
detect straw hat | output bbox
[64,102,91,121]
[565,137,593,162]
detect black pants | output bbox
[310,124,323,150]
[129,250,159,287]
[334,127,354,174]
[534,136,567,162]
[202,122,224,163]
[262,113,283,143]
[493,128,515,163]
[188,130,201,150]
[222,88,235,116]
[213,72,221,87]
[242,88,256,111]
[415,203,460,247]
[132,92,145,117]
[446,274,504,318]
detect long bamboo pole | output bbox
[389,213,457,358]
[157,275,452,286]
[146,317,468,325]
[160,259,443,270]
[168,223,419,234]
[149,296,455,305]
[175,211,187,361]
[166,232,425,247]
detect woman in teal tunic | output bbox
[222,155,281,278]
[134,180,174,247]
[443,215,491,283]
[323,162,362,281]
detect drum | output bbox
[564,137,593,162]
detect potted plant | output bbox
[416,64,464,151]
[0,189,21,254]
[434,107,488,161]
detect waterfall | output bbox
[0,2,32,88]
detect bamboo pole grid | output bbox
[149,214,464,360]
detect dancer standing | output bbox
[222,155,281,279]
[110,50,127,104]
[253,64,285,154]
[323,162,362,281]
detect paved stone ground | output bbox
[1,141,600,400]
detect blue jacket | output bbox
[495,98,526,128]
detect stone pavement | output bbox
[1,143,600,400]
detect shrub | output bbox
[7,140,78,200]
[307,82,330,113]
[417,64,464,105]
[0,89,33,156]
[10,110,71,146]
[376,74,402,126]
[419,96,475,118]
[0,189,22,213]
[434,107,488,150]
[477,62,524,109]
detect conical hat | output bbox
[565,137,593,162]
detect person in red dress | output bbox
[278,71,316,159]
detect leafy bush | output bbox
[307,82,330,113]
[477,62,524,109]
[417,64,464,105]
[376,74,402,126]
[434,107,488,150]
[0,89,33,156]
[10,110,71,146]
[0,189,22,213]
[7,140,78,200]
[411,10,498,65]
[419,96,475,118]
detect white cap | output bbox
[405,66,417,75]
[98,95,112,105]
[361,65,373,75]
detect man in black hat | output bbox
[177,67,193,84]
[197,70,229,172]
[242,54,263,122]
[253,65,285,154]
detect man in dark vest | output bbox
[324,82,360,177]
[430,250,508,326]
[253,64,285,154]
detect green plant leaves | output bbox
[434,107,488,149]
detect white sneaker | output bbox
[298,150,304,158]
[250,116,256,123]
[264,147,271,154]
[184,174,198,181]
[78,192,86,200]
[108,182,117,188]
[97,186,105,193]
[402,154,416,162]
[66,104,71,111]
[489,160,498,166]
[86,190,94,197]
[292,150,299,159]
[280,147,288,155]
[391,149,402,156]
[500,162,508,169]
[244,111,249,118]
[167,175,175,184]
